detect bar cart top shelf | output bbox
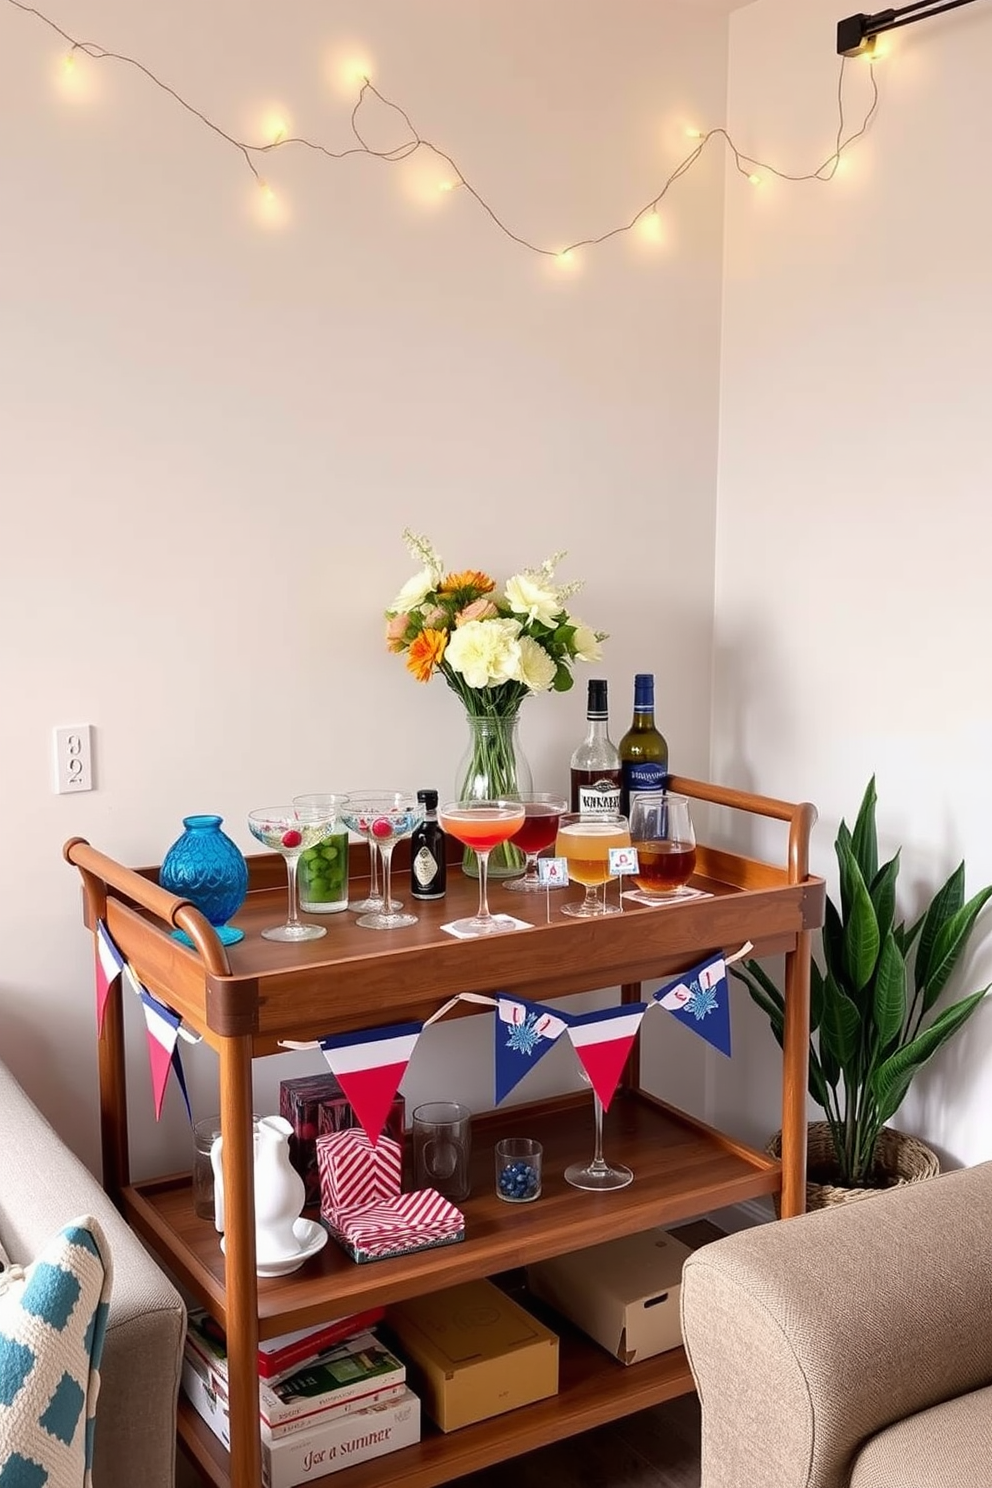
[65,775,824,1056]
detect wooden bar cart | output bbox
[64,775,823,1488]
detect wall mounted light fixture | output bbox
[837,0,982,55]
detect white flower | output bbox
[388,567,436,615]
[571,619,602,663]
[504,572,563,628]
[446,618,522,689]
[513,635,558,693]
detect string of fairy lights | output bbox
[6,0,882,264]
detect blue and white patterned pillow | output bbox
[0,1216,112,1488]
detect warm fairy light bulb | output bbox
[438,180,457,193]
[266,113,289,144]
[638,211,663,244]
[748,173,762,186]
[555,248,578,271]
[685,126,704,140]
[62,52,76,73]
[252,177,289,229]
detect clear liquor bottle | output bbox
[569,680,622,814]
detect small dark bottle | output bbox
[410,789,447,900]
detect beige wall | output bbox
[1,0,726,1179]
[712,0,992,1166]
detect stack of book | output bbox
[182,1308,420,1487]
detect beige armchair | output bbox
[680,1160,992,1488]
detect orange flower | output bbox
[441,570,495,595]
[406,628,448,682]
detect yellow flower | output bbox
[513,635,558,693]
[441,570,495,595]
[504,572,562,627]
[406,628,448,682]
[446,618,521,688]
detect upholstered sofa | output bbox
[681,1159,992,1488]
[0,1055,186,1487]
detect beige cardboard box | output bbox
[386,1278,558,1432]
[526,1228,693,1365]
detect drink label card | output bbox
[538,857,569,886]
[608,847,639,877]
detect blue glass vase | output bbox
[160,815,249,947]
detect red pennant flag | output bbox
[134,979,185,1120]
[319,1022,422,1146]
[566,1004,647,1110]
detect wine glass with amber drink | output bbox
[628,792,697,898]
[438,799,526,935]
[555,811,630,918]
[503,792,569,894]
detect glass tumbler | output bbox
[412,1102,472,1203]
[495,1137,543,1202]
[192,1113,259,1220]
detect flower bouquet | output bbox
[385,531,606,875]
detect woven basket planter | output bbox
[767,1122,940,1216]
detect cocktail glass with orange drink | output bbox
[555,811,631,918]
[438,799,526,936]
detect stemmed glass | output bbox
[438,799,526,935]
[339,794,424,930]
[247,807,336,942]
[555,811,630,918]
[503,792,569,894]
[564,1066,634,1191]
[628,792,697,899]
[343,790,405,914]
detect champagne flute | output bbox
[503,792,569,894]
[247,807,335,942]
[342,790,404,914]
[340,794,423,930]
[628,792,697,899]
[564,1065,633,1191]
[438,799,526,935]
[555,811,630,918]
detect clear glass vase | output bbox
[455,713,533,878]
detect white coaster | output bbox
[440,914,534,939]
[621,887,713,908]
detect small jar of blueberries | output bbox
[495,1137,543,1203]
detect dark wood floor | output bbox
[449,1393,702,1488]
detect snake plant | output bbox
[732,777,992,1188]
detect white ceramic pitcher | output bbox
[210,1114,306,1265]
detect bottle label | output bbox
[578,781,621,814]
[624,762,666,796]
[413,845,439,887]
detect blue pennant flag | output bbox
[494,995,570,1105]
[650,953,732,1058]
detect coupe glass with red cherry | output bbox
[340,793,424,930]
[247,806,336,942]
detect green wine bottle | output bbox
[618,673,668,818]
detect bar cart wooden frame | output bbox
[64,776,823,1488]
